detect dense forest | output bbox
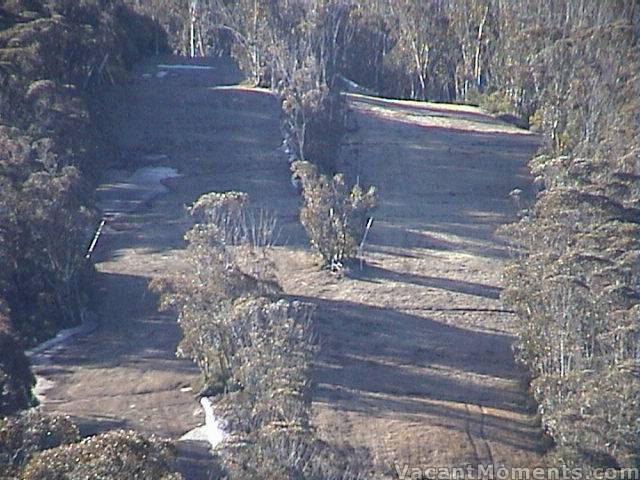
[0,0,164,411]
[1,0,638,477]
[0,1,186,478]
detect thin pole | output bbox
[358,216,374,269]
[86,219,106,259]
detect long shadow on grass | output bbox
[349,264,501,299]
[291,294,541,453]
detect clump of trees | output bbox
[154,191,372,478]
[292,160,377,268]
[493,2,640,469]
[0,0,164,414]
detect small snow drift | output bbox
[157,64,215,71]
[27,312,98,402]
[179,397,227,448]
[96,166,180,217]
[335,74,377,96]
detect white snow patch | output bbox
[141,153,168,162]
[31,377,55,402]
[157,64,215,71]
[180,397,227,448]
[97,166,180,217]
[27,312,98,403]
[26,315,97,360]
[335,73,378,96]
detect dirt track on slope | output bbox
[32,55,542,478]
[275,95,543,474]
[32,55,299,479]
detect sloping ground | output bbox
[30,55,543,478]
[31,55,299,479]
[275,95,543,474]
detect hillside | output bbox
[2,1,637,477]
[31,56,542,477]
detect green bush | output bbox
[21,429,182,480]
[222,430,372,480]
[469,89,515,115]
[292,161,377,269]
[154,192,282,391]
[0,413,184,479]
[0,410,79,475]
[282,85,345,172]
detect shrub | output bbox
[154,192,282,391]
[292,161,377,269]
[0,410,78,474]
[188,190,278,248]
[471,89,514,114]
[155,190,374,477]
[215,298,316,433]
[189,191,248,221]
[0,332,35,416]
[281,85,345,172]
[21,429,182,480]
[222,430,373,480]
[0,414,184,479]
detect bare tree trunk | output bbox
[474,5,489,89]
[411,39,428,100]
[198,27,205,57]
[190,11,196,58]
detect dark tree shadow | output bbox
[348,264,502,299]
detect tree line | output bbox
[1,1,189,478]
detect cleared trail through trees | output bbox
[275,95,544,474]
[32,55,298,479]
[32,55,543,478]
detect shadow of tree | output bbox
[348,264,502,299]
[291,294,541,454]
